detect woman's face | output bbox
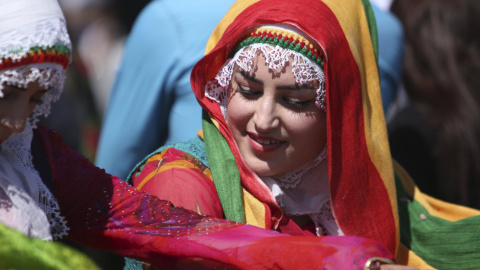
[0,80,48,144]
[227,53,327,177]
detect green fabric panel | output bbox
[360,0,379,63]
[202,110,245,223]
[0,224,99,270]
[395,174,480,269]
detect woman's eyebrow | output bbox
[238,70,316,91]
[238,70,263,84]
[277,84,317,91]
[37,89,49,94]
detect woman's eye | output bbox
[30,97,43,105]
[283,97,313,108]
[237,85,260,98]
[30,92,47,105]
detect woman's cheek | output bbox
[227,96,247,132]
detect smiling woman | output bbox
[126,0,480,269]
[1,0,405,269]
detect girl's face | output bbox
[0,80,48,144]
[227,53,327,177]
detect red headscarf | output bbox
[191,0,399,255]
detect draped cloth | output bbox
[189,0,480,269]
[193,0,398,254]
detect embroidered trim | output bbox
[231,27,324,69]
[0,45,70,71]
[205,44,326,118]
[272,145,327,188]
[0,63,66,127]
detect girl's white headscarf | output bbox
[0,0,72,126]
[0,0,71,240]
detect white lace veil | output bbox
[205,25,326,119]
[0,0,71,240]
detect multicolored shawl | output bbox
[191,0,480,268]
[193,0,397,253]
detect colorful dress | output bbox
[27,126,391,269]
[0,0,395,268]
[129,0,480,269]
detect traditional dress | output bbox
[0,0,394,269]
[129,0,480,269]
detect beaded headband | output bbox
[230,27,324,69]
[0,45,70,71]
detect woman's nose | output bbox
[253,98,279,132]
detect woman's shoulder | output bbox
[127,136,208,183]
[130,136,223,217]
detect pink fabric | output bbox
[34,125,393,268]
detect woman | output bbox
[129,0,480,269]
[0,0,396,269]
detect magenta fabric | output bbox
[34,125,393,268]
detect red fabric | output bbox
[191,0,397,253]
[33,125,393,268]
[131,148,223,217]
[277,216,317,237]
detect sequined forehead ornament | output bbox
[205,25,326,117]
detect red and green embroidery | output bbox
[230,28,324,68]
[0,45,70,70]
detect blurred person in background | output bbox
[370,2,404,118]
[60,0,149,117]
[388,0,480,209]
[46,0,151,163]
[95,0,235,180]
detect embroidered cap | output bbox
[0,0,72,125]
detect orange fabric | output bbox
[396,243,434,269]
[132,148,223,217]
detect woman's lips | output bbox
[247,132,285,153]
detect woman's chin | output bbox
[248,161,287,177]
